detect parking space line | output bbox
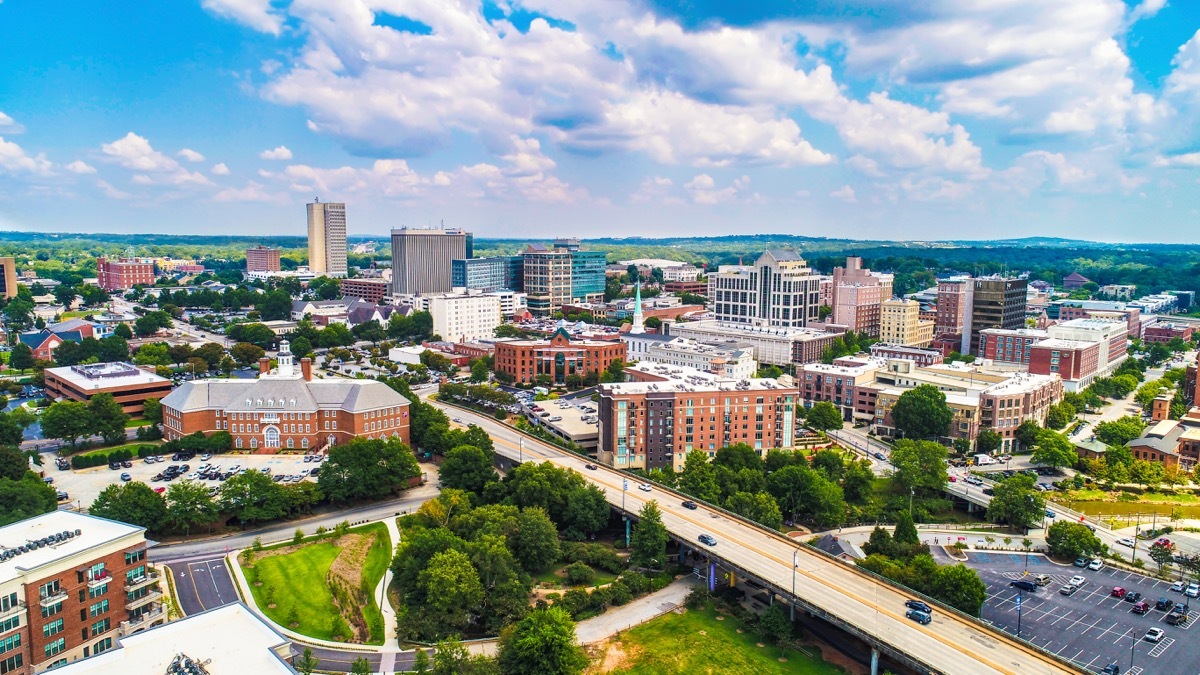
[1050,610,1075,625]
[1083,654,1103,671]
[1078,618,1104,635]
[1148,637,1175,657]
[1112,626,1134,644]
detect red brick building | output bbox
[96,258,155,292]
[1028,339,1100,392]
[44,363,174,417]
[494,328,626,385]
[663,281,706,295]
[978,328,1049,365]
[159,341,410,453]
[1143,323,1194,344]
[0,511,163,674]
[245,246,281,273]
[338,278,390,304]
[1186,353,1198,406]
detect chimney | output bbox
[259,357,270,375]
[301,357,312,382]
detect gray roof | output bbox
[160,376,409,414]
[763,248,803,262]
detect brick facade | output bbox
[494,329,625,385]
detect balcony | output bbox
[38,590,68,607]
[260,414,281,424]
[119,607,164,636]
[0,599,24,619]
[87,571,111,589]
[125,589,162,610]
[123,571,159,593]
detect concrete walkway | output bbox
[376,516,403,671]
[575,577,695,644]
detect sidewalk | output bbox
[574,577,694,643]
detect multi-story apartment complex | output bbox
[159,341,410,452]
[708,250,822,328]
[1027,339,1101,392]
[665,320,844,366]
[968,276,1028,355]
[662,264,702,283]
[1144,323,1194,344]
[522,245,573,316]
[390,228,470,295]
[797,357,887,422]
[0,258,18,299]
[428,292,502,343]
[597,363,797,471]
[1045,318,1128,376]
[245,246,281,273]
[0,511,164,674]
[306,200,347,278]
[338,278,390,304]
[879,299,935,347]
[978,328,1049,366]
[934,277,971,338]
[43,363,173,417]
[870,344,945,367]
[830,257,893,337]
[96,258,155,291]
[493,329,625,385]
[621,336,757,379]
[450,256,523,293]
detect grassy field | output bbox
[125,419,154,427]
[602,603,846,675]
[534,562,620,588]
[244,523,391,644]
[74,441,161,459]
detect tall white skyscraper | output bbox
[307,199,347,278]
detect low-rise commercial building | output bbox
[869,344,944,367]
[629,336,757,379]
[44,363,173,417]
[338,278,390,304]
[597,363,797,471]
[96,258,155,292]
[0,511,164,674]
[160,341,410,452]
[494,329,625,385]
[1144,323,1194,344]
[665,320,844,366]
[978,328,1049,366]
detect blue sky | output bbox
[2,0,1200,242]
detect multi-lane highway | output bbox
[434,399,1082,675]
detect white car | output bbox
[1069,575,1087,587]
[1171,581,1187,592]
[1186,583,1199,598]
[186,472,199,480]
[1117,537,1135,548]
[1087,559,1104,571]
[228,464,241,473]
[1144,627,1165,643]
[637,483,652,492]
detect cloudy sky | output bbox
[2,0,1200,242]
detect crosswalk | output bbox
[1148,637,1175,657]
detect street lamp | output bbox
[1016,591,1023,638]
[791,550,798,620]
[909,487,915,518]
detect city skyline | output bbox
[2,1,1200,242]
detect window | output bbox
[93,637,113,654]
[40,602,62,618]
[88,582,107,599]
[0,634,18,655]
[38,580,60,600]
[0,654,22,674]
[91,618,110,636]
[0,616,17,633]
[0,594,16,613]
[44,637,66,658]
[42,618,64,638]
[90,600,109,617]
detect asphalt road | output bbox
[947,548,1198,675]
[170,556,240,616]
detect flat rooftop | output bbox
[0,512,143,584]
[1033,338,1095,350]
[606,363,794,395]
[673,321,838,340]
[53,603,294,674]
[45,362,170,390]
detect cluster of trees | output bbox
[1076,444,1174,488]
[44,335,131,367]
[820,330,878,364]
[1045,521,1105,559]
[40,394,130,447]
[860,514,988,615]
[985,473,1046,531]
[133,310,174,337]
[145,286,262,314]
[0,445,58,526]
[891,385,954,441]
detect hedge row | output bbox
[70,446,153,469]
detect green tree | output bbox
[318,437,420,503]
[677,450,720,503]
[419,549,484,634]
[1129,460,1165,489]
[39,400,92,447]
[889,439,948,495]
[133,342,171,366]
[986,474,1044,531]
[470,359,490,383]
[805,401,844,431]
[112,322,134,340]
[1045,401,1075,430]
[412,649,430,673]
[930,564,988,616]
[560,484,610,541]
[891,384,953,440]
[863,526,896,558]
[165,479,218,535]
[1030,431,1078,470]
[439,444,496,495]
[88,392,130,445]
[0,473,58,526]
[0,445,30,481]
[295,648,318,675]
[141,398,162,425]
[218,469,287,525]
[1094,416,1147,446]
[842,459,875,503]
[8,342,34,372]
[350,657,371,675]
[509,507,562,573]
[629,501,669,567]
[230,342,266,367]
[712,443,763,473]
[724,491,784,530]
[1045,521,1104,558]
[810,449,845,480]
[89,482,168,531]
[1149,541,1175,572]
[975,429,1003,455]
[893,511,921,547]
[497,607,588,675]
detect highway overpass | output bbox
[432,400,1083,675]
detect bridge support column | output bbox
[870,647,879,675]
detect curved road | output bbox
[432,398,1082,675]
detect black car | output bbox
[56,491,68,501]
[1124,591,1143,603]
[905,600,932,614]
[583,463,598,470]
[873,452,887,461]
[1010,580,1038,592]
[109,462,122,470]
[120,460,132,468]
[681,500,698,510]
[1155,598,1175,612]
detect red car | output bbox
[1111,587,1127,598]
[948,476,957,482]
[1156,538,1172,547]
[154,487,166,494]
[1132,601,1150,614]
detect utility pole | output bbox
[623,478,630,545]
[791,550,798,621]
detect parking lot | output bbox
[953,550,1198,674]
[47,452,321,509]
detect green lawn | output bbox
[534,562,619,588]
[609,603,846,675]
[244,523,391,644]
[125,419,154,427]
[74,441,161,460]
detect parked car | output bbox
[1144,627,1165,643]
[120,460,132,468]
[108,462,122,471]
[1073,557,1089,567]
[55,491,68,501]
[682,500,698,510]
[1131,601,1150,614]
[1186,583,1199,598]
[1166,607,1190,625]
[119,473,131,482]
[1155,598,1175,612]
[1124,592,1142,604]
[698,534,717,546]
[153,487,166,494]
[1100,663,1120,675]
[1111,587,1127,599]
[1010,580,1037,592]
[905,600,932,614]
[905,609,931,625]
[1059,584,1080,596]
[1069,576,1087,587]
[1088,559,1104,571]
[1034,574,1052,587]
[1171,580,1187,592]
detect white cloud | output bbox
[260,145,293,160]
[0,111,23,134]
[213,181,287,203]
[177,148,206,162]
[65,160,96,174]
[830,185,857,202]
[211,162,230,175]
[0,136,52,175]
[684,174,751,204]
[200,0,283,36]
[1129,0,1167,22]
[630,176,682,204]
[102,132,180,172]
[96,180,131,200]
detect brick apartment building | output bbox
[338,278,390,304]
[494,329,625,385]
[245,246,281,273]
[869,344,944,367]
[597,363,798,471]
[96,258,155,292]
[159,341,410,453]
[797,357,886,422]
[1143,323,1194,344]
[1028,339,1101,392]
[43,363,173,418]
[978,328,1048,365]
[0,511,163,674]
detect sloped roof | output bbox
[17,330,56,349]
[48,318,94,333]
[161,375,409,414]
[1063,272,1092,282]
[763,248,803,262]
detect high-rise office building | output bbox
[830,257,893,337]
[245,246,281,273]
[570,250,606,304]
[306,200,347,278]
[935,277,972,337]
[0,257,16,299]
[451,256,524,292]
[390,228,469,295]
[968,276,1029,355]
[522,244,573,316]
[708,249,821,328]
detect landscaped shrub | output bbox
[609,582,633,606]
[561,542,626,574]
[564,562,595,586]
